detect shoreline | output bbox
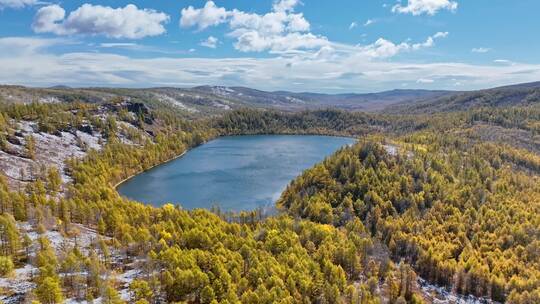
[221,132,358,140]
[113,150,188,189]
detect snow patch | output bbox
[211,86,235,96]
[75,130,102,151]
[153,93,199,113]
[0,264,37,303]
[286,96,306,104]
[211,101,231,110]
[38,96,62,104]
[21,223,105,254]
[418,277,498,304]
[383,144,398,156]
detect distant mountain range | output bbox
[192,85,454,112]
[1,81,539,115]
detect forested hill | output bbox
[385,81,540,114]
[277,136,540,303]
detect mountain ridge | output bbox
[1,81,539,115]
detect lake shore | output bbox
[113,150,188,189]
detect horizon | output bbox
[1,0,540,93]
[1,80,539,95]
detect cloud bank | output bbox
[1,37,539,93]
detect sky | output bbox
[0,0,539,93]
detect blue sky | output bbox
[0,0,539,93]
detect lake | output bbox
[117,135,355,212]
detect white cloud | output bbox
[359,32,448,58]
[417,78,434,83]
[272,0,300,13]
[361,39,410,58]
[349,22,357,30]
[0,0,37,9]
[392,0,458,16]
[494,59,515,65]
[200,36,219,48]
[472,47,491,53]
[180,1,229,30]
[0,37,60,56]
[364,19,375,26]
[287,13,310,32]
[32,4,169,39]
[234,32,329,53]
[32,5,66,34]
[433,31,449,38]
[100,43,138,48]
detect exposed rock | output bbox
[127,102,154,124]
[6,135,21,146]
[126,102,150,115]
[77,124,93,135]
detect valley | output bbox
[0,83,538,303]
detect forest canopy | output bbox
[0,100,539,303]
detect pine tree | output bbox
[35,276,64,304]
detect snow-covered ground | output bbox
[0,222,125,303]
[76,130,102,151]
[212,101,231,110]
[418,277,498,304]
[0,120,104,189]
[0,104,161,302]
[38,96,62,104]
[210,86,235,97]
[153,93,199,113]
[0,223,97,302]
[285,96,306,104]
[383,144,398,156]
[20,222,106,254]
[0,264,37,304]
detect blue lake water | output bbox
[117,135,355,212]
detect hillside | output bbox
[277,136,540,303]
[386,82,540,114]
[0,85,456,115]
